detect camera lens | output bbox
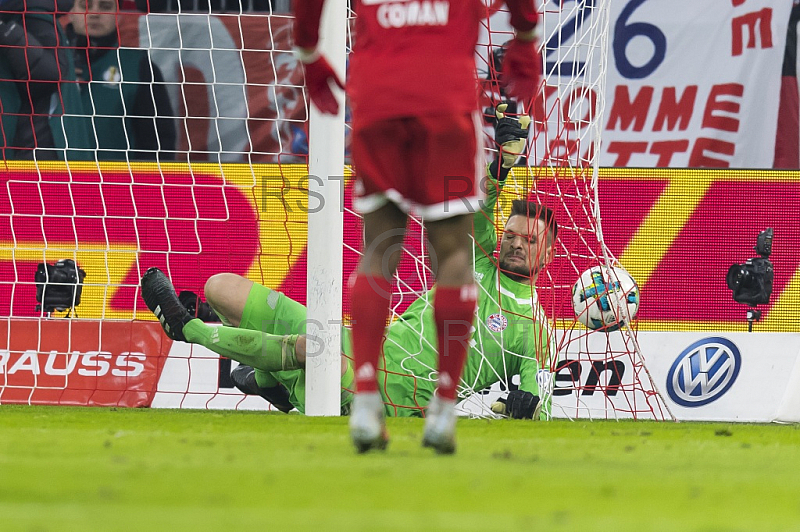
[726,264,746,290]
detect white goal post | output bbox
[305,0,347,416]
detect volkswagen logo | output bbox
[666,337,741,407]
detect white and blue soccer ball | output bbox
[571,266,640,331]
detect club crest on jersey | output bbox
[376,1,450,29]
[486,313,508,332]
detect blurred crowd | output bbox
[0,0,291,162]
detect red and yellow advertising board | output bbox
[1,162,797,333]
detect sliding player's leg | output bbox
[141,268,305,411]
[202,273,293,410]
[144,270,306,372]
[202,273,251,327]
[204,274,354,414]
[211,276,309,412]
[211,274,306,377]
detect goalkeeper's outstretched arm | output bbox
[474,104,532,255]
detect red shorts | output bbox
[351,112,485,221]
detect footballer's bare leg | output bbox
[426,214,475,288]
[421,214,477,454]
[204,273,253,327]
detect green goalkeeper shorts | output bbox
[238,282,433,417]
[239,282,354,414]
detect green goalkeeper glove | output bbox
[495,103,531,168]
[491,390,540,419]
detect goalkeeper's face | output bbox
[498,215,554,284]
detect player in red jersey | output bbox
[294,0,541,454]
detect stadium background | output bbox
[1,1,798,411]
[2,5,800,528]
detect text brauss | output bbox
[0,350,147,377]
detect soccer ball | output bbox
[571,266,640,331]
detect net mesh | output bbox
[366,1,671,420]
[0,0,673,419]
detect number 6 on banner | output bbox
[613,0,667,79]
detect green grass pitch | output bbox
[2,406,800,531]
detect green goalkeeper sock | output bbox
[203,304,280,387]
[182,319,302,373]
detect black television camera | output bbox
[726,228,773,330]
[35,259,86,314]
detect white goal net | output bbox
[0,0,671,420]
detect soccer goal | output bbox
[0,0,671,420]
[370,1,673,420]
[305,0,672,420]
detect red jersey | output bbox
[294,0,538,123]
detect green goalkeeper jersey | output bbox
[378,169,554,417]
[255,166,553,417]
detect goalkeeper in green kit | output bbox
[140,105,558,422]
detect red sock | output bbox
[434,284,478,400]
[350,274,392,393]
